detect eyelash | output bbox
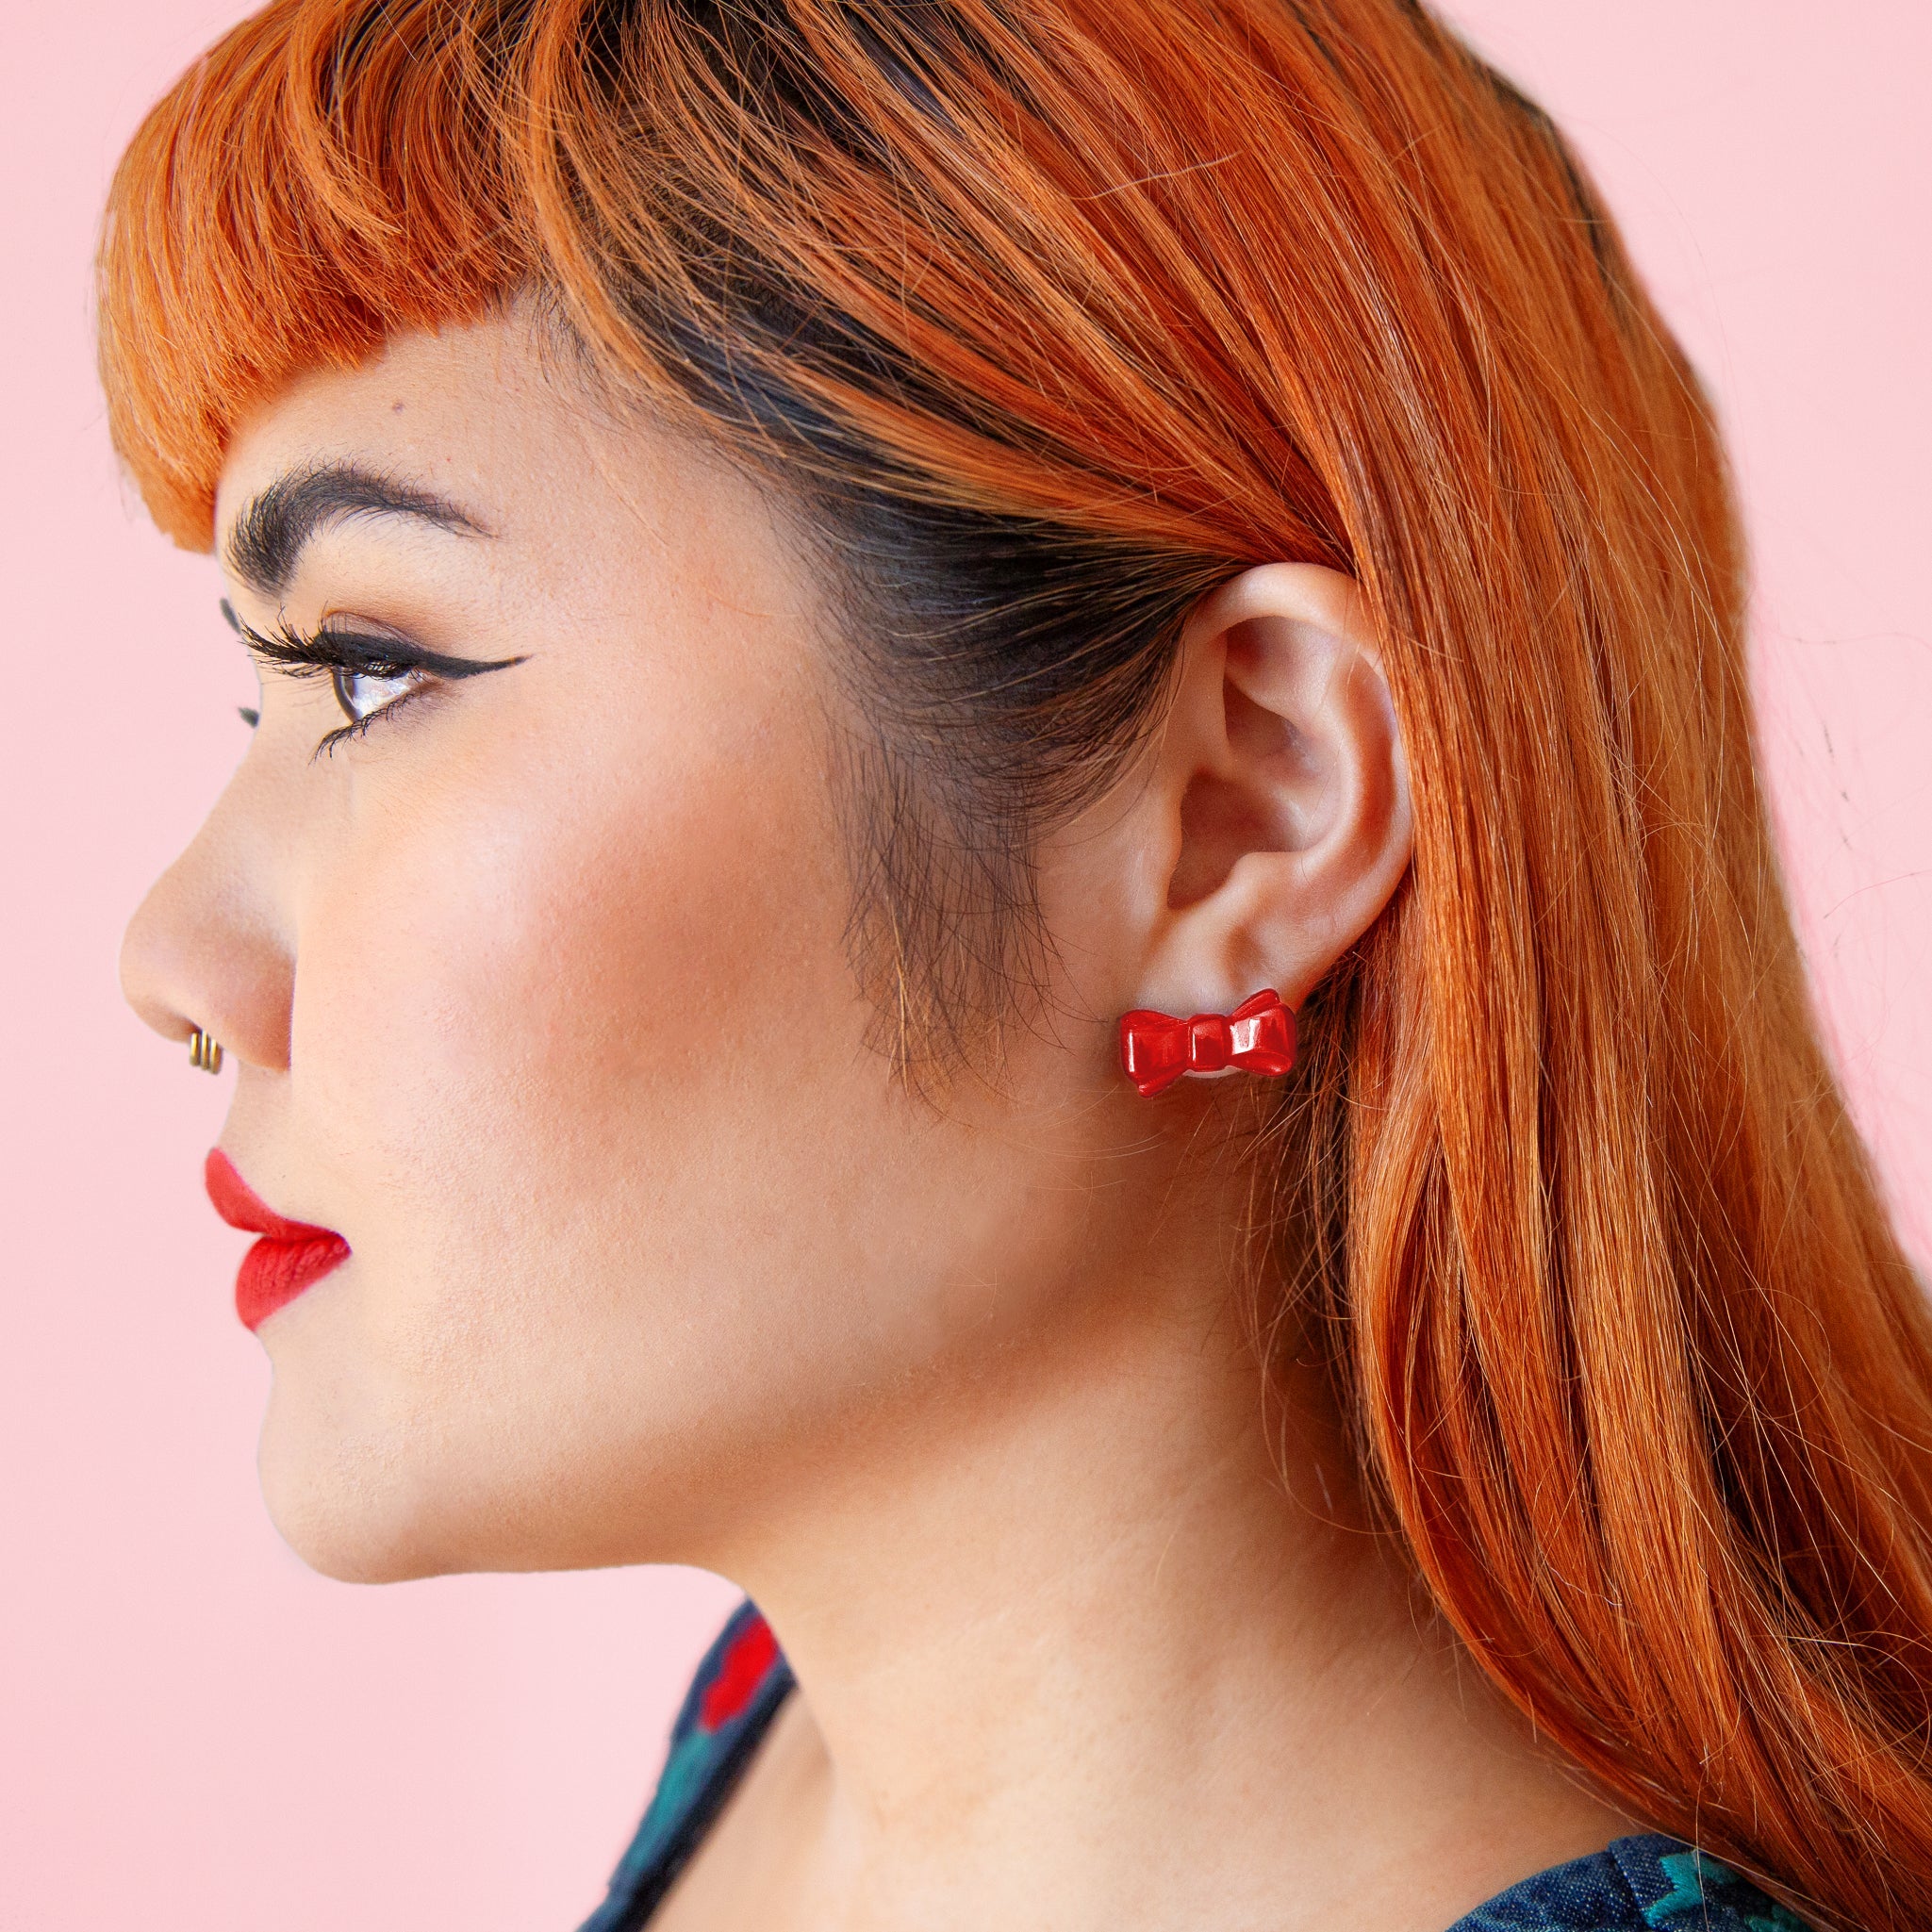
[323,689,422,756]
[235,618,522,760]
[236,619,425,756]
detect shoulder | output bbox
[578,1601,794,1932]
[1450,1835,1813,1932]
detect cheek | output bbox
[267,674,911,1560]
[300,687,859,1287]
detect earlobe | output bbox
[1129,563,1412,1027]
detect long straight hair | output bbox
[98,2,1932,1922]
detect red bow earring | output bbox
[1118,989,1296,1098]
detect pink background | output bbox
[3,3,1927,1924]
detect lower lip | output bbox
[235,1233,351,1331]
[205,1149,352,1331]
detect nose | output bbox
[120,780,294,1075]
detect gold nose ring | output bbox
[189,1029,225,1074]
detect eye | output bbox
[330,663,423,726]
[229,610,528,757]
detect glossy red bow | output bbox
[1117,989,1297,1098]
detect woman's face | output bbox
[120,310,1169,1583]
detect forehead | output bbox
[215,314,582,549]
[211,311,797,620]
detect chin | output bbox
[253,1386,641,1582]
[256,1395,465,1585]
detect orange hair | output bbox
[98,2,1932,1923]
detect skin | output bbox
[122,307,1631,1931]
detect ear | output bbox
[1113,563,1412,1019]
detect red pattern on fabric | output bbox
[699,1615,779,1730]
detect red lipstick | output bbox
[205,1149,351,1331]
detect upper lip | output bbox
[204,1148,341,1244]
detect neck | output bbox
[694,1238,1630,1932]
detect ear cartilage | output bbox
[1117,989,1296,1097]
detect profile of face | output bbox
[120,306,1411,1588]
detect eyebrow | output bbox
[222,463,487,600]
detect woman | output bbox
[101,0,1931,1926]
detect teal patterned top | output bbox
[577,1602,1811,1932]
